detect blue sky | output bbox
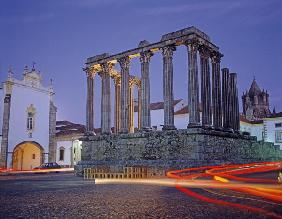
[1,0,282,125]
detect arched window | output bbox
[59,147,65,161]
[26,104,36,132]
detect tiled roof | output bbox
[239,115,263,124]
[56,120,85,136]
[174,103,203,115]
[134,99,182,112]
[266,112,282,118]
[56,121,116,136]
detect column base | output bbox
[223,127,234,133]
[162,125,177,131]
[213,126,224,132]
[140,127,153,132]
[202,124,214,130]
[119,129,129,134]
[85,131,96,136]
[101,131,112,135]
[187,123,201,128]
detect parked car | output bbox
[33,162,61,170]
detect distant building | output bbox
[242,78,271,120]
[55,121,84,167]
[240,113,282,149]
[136,95,282,150]
[0,65,57,170]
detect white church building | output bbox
[0,66,57,170]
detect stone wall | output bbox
[75,128,281,176]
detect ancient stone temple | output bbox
[75,27,280,175]
[242,78,271,120]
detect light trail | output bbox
[203,188,282,206]
[0,168,74,174]
[167,161,282,219]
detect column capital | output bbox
[185,38,199,52]
[99,62,114,77]
[85,66,98,78]
[211,51,223,63]
[113,75,121,86]
[118,56,130,69]
[129,76,140,88]
[161,45,176,58]
[198,45,211,59]
[140,51,153,63]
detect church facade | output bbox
[0,66,57,170]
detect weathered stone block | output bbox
[75,128,281,176]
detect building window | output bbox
[275,123,282,128]
[27,113,33,130]
[26,104,36,132]
[59,147,65,161]
[275,131,282,143]
[32,154,35,159]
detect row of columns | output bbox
[85,40,240,134]
[85,63,141,135]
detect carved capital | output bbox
[136,79,141,88]
[140,51,153,63]
[211,51,223,63]
[185,38,199,53]
[198,45,211,59]
[161,45,176,58]
[113,75,121,86]
[129,76,135,88]
[85,65,99,78]
[129,76,140,88]
[100,62,114,77]
[118,56,130,69]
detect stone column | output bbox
[187,41,200,126]
[229,73,240,131]
[86,69,95,133]
[137,83,142,130]
[211,52,222,128]
[114,76,121,133]
[140,51,153,129]
[100,63,112,134]
[199,46,212,126]
[128,79,134,133]
[48,100,57,162]
[0,94,11,168]
[222,68,230,129]
[161,45,176,130]
[118,56,130,133]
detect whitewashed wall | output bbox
[240,122,264,141]
[6,83,50,167]
[264,117,282,149]
[56,140,72,166]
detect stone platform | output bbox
[75,128,281,176]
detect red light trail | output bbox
[167,161,282,219]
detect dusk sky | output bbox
[1,0,282,126]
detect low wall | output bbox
[75,128,281,176]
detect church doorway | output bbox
[12,141,44,170]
